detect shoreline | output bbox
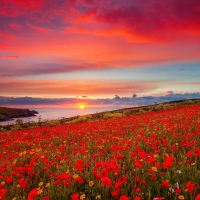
[0,99,200,131]
[0,107,38,122]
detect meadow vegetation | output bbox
[0,99,200,132]
[0,99,200,199]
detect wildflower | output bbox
[38,182,44,187]
[62,179,70,186]
[178,195,185,199]
[162,180,170,188]
[37,188,43,195]
[134,197,142,200]
[73,174,79,179]
[89,181,94,187]
[153,198,163,200]
[75,176,84,184]
[5,176,13,184]
[135,161,142,168]
[0,189,7,200]
[0,182,5,186]
[136,187,141,193]
[54,180,60,185]
[19,178,28,189]
[186,151,193,157]
[101,177,112,187]
[28,188,38,200]
[169,187,174,193]
[170,145,177,152]
[45,182,50,188]
[195,194,200,200]
[152,167,158,172]
[175,188,181,194]
[96,195,101,199]
[142,180,147,185]
[163,161,172,169]
[119,175,127,183]
[119,195,129,200]
[151,173,156,181]
[57,173,71,180]
[80,194,86,200]
[71,193,79,200]
[135,176,141,182]
[111,189,120,197]
[186,181,195,193]
[115,181,123,189]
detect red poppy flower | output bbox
[71,193,79,200]
[28,188,38,200]
[19,178,28,189]
[162,180,170,188]
[101,177,112,187]
[5,176,13,184]
[119,195,129,200]
[175,188,181,194]
[195,194,200,200]
[134,197,142,200]
[0,189,7,200]
[186,181,195,193]
[186,151,193,157]
[111,189,120,197]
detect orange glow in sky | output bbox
[77,103,87,109]
[0,0,200,107]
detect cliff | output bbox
[0,107,38,121]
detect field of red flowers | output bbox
[0,104,200,200]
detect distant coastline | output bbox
[0,107,38,122]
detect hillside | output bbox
[0,99,200,132]
[0,103,200,199]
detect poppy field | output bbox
[0,104,200,200]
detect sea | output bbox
[0,106,131,126]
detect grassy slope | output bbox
[0,99,200,132]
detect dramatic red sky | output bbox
[0,0,200,107]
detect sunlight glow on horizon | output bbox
[0,0,200,100]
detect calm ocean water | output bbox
[0,106,129,126]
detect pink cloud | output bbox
[94,0,200,42]
[9,23,21,30]
[27,24,54,33]
[0,78,158,97]
[0,55,20,59]
[0,0,199,77]
[1,0,200,43]
[0,0,46,16]
[0,31,16,40]
[164,91,174,96]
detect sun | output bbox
[78,103,86,109]
[79,105,85,109]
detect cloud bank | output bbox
[0,92,200,108]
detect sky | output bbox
[0,0,200,108]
